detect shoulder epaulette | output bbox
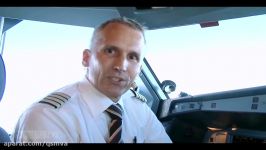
[129,89,147,103]
[39,92,71,109]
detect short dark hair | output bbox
[91,17,146,44]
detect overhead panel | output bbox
[1,7,266,30]
[0,7,120,28]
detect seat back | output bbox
[0,127,10,142]
[0,54,5,101]
[0,55,11,142]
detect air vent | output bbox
[252,97,259,103]
[200,21,219,28]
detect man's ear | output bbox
[82,49,91,67]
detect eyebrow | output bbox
[104,45,119,50]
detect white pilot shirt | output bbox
[12,78,172,143]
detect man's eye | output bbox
[129,55,139,61]
[105,48,115,54]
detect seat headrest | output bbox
[0,55,6,101]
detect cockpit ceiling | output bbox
[0,7,266,30]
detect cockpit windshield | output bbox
[145,14,266,98]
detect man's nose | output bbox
[113,56,128,72]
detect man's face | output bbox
[83,23,145,101]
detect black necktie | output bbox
[105,104,123,143]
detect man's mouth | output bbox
[108,76,128,85]
[110,77,124,82]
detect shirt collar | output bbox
[78,77,125,118]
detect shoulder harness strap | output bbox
[39,92,71,109]
[129,89,147,103]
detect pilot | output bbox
[12,17,172,143]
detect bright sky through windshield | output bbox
[146,14,266,98]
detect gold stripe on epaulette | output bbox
[41,98,62,108]
[39,92,71,109]
[53,92,71,100]
[130,89,137,97]
[135,92,147,103]
[46,95,66,103]
[129,89,147,103]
